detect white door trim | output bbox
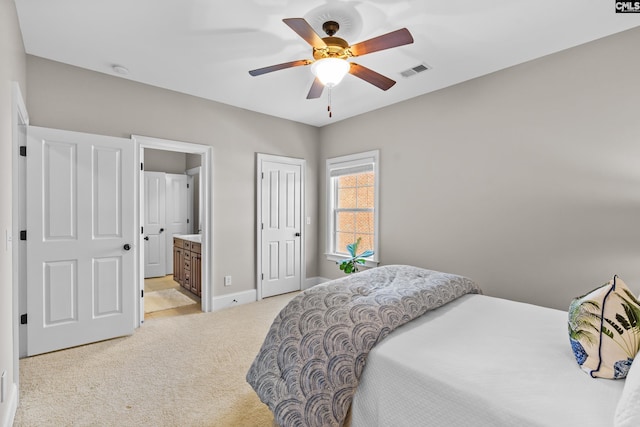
[11,82,28,421]
[133,135,213,323]
[256,153,306,301]
[186,167,201,233]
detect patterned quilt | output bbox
[246,265,482,427]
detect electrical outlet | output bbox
[224,275,232,286]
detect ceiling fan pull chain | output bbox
[328,86,333,118]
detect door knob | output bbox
[159,228,165,233]
[144,236,149,241]
[295,232,301,237]
[123,244,131,251]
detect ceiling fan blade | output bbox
[248,59,312,76]
[349,63,396,91]
[283,18,327,49]
[306,77,324,99]
[349,28,414,57]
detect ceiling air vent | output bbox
[400,63,431,78]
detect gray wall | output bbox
[25,56,320,298]
[319,27,640,311]
[0,0,26,424]
[144,148,187,174]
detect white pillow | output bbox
[615,357,640,426]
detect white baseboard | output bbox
[1,383,18,427]
[212,278,332,310]
[212,277,334,310]
[211,289,257,311]
[303,277,331,290]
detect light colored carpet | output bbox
[14,292,299,427]
[144,288,197,313]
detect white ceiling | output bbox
[14,0,640,127]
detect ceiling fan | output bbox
[249,18,414,100]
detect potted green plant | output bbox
[338,237,374,274]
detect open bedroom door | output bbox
[25,126,136,356]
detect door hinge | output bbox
[187,183,189,188]
[261,273,264,280]
[19,146,26,157]
[20,314,27,325]
[187,219,189,224]
[141,226,144,234]
[261,172,264,179]
[141,290,144,298]
[140,162,144,171]
[20,230,27,241]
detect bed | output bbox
[246,265,639,427]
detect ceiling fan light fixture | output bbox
[311,58,350,87]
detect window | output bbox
[326,150,379,265]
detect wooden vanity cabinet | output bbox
[173,239,184,285]
[173,237,201,297]
[189,242,201,296]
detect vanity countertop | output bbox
[174,234,201,243]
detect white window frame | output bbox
[325,150,380,267]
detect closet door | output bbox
[165,174,191,275]
[143,172,166,278]
[259,157,303,298]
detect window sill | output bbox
[325,253,379,269]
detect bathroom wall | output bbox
[144,148,187,174]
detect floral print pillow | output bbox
[568,276,640,379]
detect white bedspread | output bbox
[351,294,625,427]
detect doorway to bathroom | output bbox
[134,135,213,325]
[142,149,200,319]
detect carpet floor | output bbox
[14,292,298,427]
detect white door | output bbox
[260,158,303,298]
[26,126,135,356]
[165,173,191,274]
[144,171,166,278]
